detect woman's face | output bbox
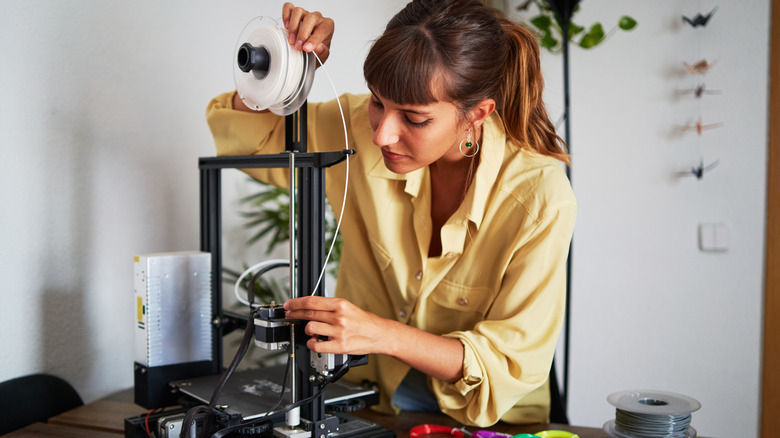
[368,88,469,174]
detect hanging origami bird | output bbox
[676,117,724,135]
[683,58,718,75]
[677,159,720,179]
[676,83,722,98]
[682,6,719,28]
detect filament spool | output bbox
[233,16,316,116]
[603,390,701,438]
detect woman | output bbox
[206,0,576,427]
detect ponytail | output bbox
[363,0,569,165]
[499,19,570,165]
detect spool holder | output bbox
[199,104,356,434]
[237,43,270,76]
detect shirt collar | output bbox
[367,155,426,197]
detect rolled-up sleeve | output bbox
[205,91,360,187]
[205,91,291,187]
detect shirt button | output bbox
[399,309,407,318]
[457,297,469,306]
[415,270,423,280]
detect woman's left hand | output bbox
[283,296,388,355]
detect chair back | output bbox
[0,373,83,435]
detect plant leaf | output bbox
[541,31,558,50]
[579,22,605,49]
[568,22,585,37]
[247,224,276,245]
[618,16,637,30]
[531,15,552,31]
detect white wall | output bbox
[517,2,768,437]
[0,1,768,438]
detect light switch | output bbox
[699,223,729,252]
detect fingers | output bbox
[307,336,350,354]
[304,320,336,338]
[304,321,372,355]
[283,297,337,326]
[300,13,334,54]
[280,3,334,63]
[284,297,384,356]
[286,308,336,325]
[281,2,296,26]
[283,4,307,47]
[284,296,349,313]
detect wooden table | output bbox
[2,422,124,437]
[5,389,608,438]
[47,390,146,434]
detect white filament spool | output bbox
[603,390,701,438]
[233,16,316,116]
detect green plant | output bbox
[240,184,291,251]
[224,178,343,305]
[518,0,636,53]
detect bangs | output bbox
[363,27,447,105]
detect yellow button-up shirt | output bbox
[206,92,577,426]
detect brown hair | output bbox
[363,0,569,164]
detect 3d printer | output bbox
[126,16,394,438]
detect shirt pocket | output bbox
[423,280,495,336]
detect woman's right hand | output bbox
[282,2,334,65]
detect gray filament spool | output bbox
[603,390,701,438]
